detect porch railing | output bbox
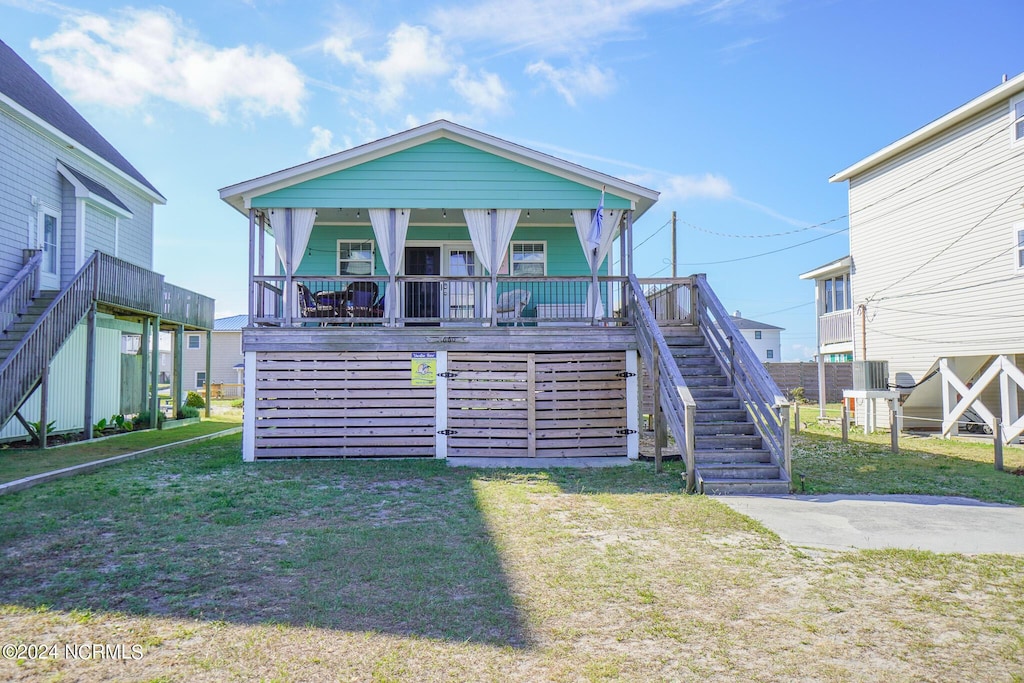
[0,250,214,434]
[0,250,43,338]
[819,309,854,346]
[162,282,216,329]
[636,277,695,324]
[91,252,215,329]
[629,274,698,491]
[0,252,99,431]
[693,274,792,486]
[252,275,629,326]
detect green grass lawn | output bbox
[793,409,1024,505]
[0,414,240,485]
[0,433,1022,681]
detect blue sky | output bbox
[2,0,1022,359]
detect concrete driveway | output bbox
[716,494,1024,554]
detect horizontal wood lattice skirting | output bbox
[254,352,435,458]
[447,352,628,458]
[250,349,632,459]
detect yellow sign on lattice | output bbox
[411,352,437,386]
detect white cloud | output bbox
[450,66,509,113]
[432,0,692,55]
[661,173,735,201]
[307,125,340,158]
[29,7,306,123]
[525,60,614,106]
[324,24,452,111]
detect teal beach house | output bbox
[219,121,793,494]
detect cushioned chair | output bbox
[343,281,380,318]
[295,282,335,320]
[495,289,531,326]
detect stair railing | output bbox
[629,274,698,492]
[0,252,99,429]
[0,250,44,338]
[693,274,792,485]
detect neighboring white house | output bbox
[729,311,783,363]
[182,314,246,397]
[829,72,1024,438]
[0,39,212,441]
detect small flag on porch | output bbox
[586,186,605,254]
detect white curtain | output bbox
[369,208,411,320]
[573,207,623,319]
[464,209,521,317]
[269,208,317,274]
[268,208,317,322]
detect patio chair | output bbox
[343,281,380,319]
[496,289,531,326]
[295,282,335,320]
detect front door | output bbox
[38,210,60,290]
[443,246,477,322]
[404,246,440,322]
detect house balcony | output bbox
[250,275,696,329]
[818,309,853,348]
[94,252,215,330]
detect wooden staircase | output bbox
[0,292,56,364]
[663,328,791,495]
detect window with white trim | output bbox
[766,349,774,359]
[1016,222,1024,271]
[1013,94,1024,145]
[195,371,206,389]
[337,241,374,275]
[510,242,546,276]
[754,330,762,340]
[187,334,201,350]
[822,274,850,313]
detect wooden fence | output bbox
[765,362,853,403]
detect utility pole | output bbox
[671,210,677,277]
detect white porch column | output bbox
[626,351,640,459]
[242,350,256,462]
[434,350,448,459]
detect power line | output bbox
[677,116,1024,243]
[679,226,849,266]
[633,218,672,250]
[868,181,1024,301]
[749,301,815,317]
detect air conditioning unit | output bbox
[852,360,889,391]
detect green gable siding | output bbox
[253,139,631,210]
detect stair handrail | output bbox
[0,252,99,429]
[628,274,698,492]
[693,274,792,485]
[0,250,44,338]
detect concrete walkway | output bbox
[717,494,1024,555]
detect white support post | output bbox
[247,208,255,326]
[816,353,827,419]
[1000,354,1018,445]
[242,350,256,462]
[940,358,957,438]
[625,351,640,460]
[435,350,448,459]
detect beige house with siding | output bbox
[182,314,245,398]
[829,72,1024,439]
